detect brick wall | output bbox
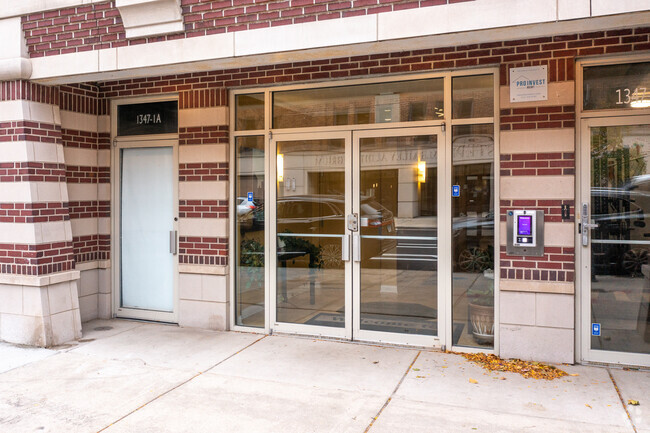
[0,81,59,105]
[179,236,228,265]
[0,203,70,223]
[500,105,575,130]
[0,121,62,144]
[0,242,75,276]
[22,0,470,57]
[500,153,575,177]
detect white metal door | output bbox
[114,139,179,323]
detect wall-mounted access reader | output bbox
[512,210,536,247]
[506,210,544,257]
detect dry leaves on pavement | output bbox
[458,352,569,380]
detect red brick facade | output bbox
[500,105,575,131]
[4,22,650,280]
[499,246,575,283]
[0,202,70,223]
[22,0,470,58]
[0,241,75,276]
[179,236,228,265]
[500,153,575,177]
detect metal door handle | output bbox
[170,230,177,255]
[341,235,350,262]
[353,234,360,262]
[581,202,597,247]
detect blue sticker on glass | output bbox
[247,192,254,202]
[452,185,460,197]
[592,323,601,336]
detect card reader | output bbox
[512,210,536,247]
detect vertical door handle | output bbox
[353,233,360,262]
[581,203,600,246]
[170,230,177,255]
[341,235,350,261]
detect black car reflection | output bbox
[275,195,397,268]
[591,187,650,276]
[452,212,494,272]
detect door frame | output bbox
[229,68,500,353]
[268,126,447,346]
[110,97,180,323]
[352,126,445,347]
[269,130,353,339]
[578,114,650,366]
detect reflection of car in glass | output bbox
[591,187,650,276]
[276,195,396,267]
[452,212,494,272]
[237,196,261,231]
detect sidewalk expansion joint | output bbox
[364,350,421,433]
[607,367,638,433]
[95,334,267,433]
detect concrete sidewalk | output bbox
[0,320,647,433]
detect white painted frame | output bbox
[230,69,499,352]
[576,54,650,366]
[110,95,180,323]
[269,130,353,339]
[578,114,650,367]
[352,126,445,347]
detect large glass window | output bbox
[583,62,650,111]
[276,138,347,326]
[235,93,265,131]
[452,75,494,119]
[451,124,495,348]
[273,79,444,129]
[235,136,265,327]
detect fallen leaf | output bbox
[416,375,425,379]
[569,373,579,376]
[412,368,420,371]
[457,352,568,380]
[469,378,478,384]
[628,400,640,406]
[442,366,448,369]
[585,404,592,409]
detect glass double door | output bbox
[271,128,443,345]
[581,116,650,365]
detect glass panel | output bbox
[452,75,494,119]
[451,125,495,348]
[120,147,174,311]
[235,93,265,131]
[235,136,265,327]
[273,79,444,129]
[359,135,438,336]
[584,62,650,111]
[590,124,650,355]
[276,138,346,327]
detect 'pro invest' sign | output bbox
[509,65,548,103]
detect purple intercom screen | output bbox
[517,215,532,236]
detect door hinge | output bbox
[269,131,273,140]
[441,122,446,133]
[112,137,117,147]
